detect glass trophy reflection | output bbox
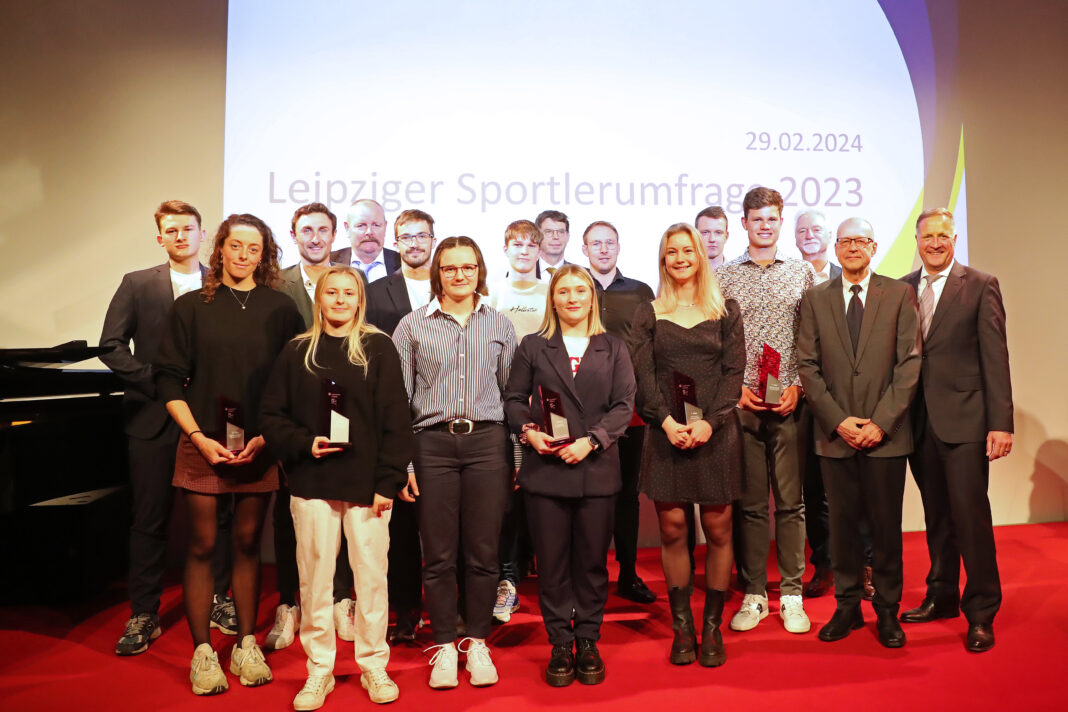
[538,385,575,447]
[757,343,783,405]
[321,379,351,449]
[673,371,704,424]
[219,396,245,454]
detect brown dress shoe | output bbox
[861,566,875,602]
[803,567,834,598]
[966,623,994,652]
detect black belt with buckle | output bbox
[424,418,495,435]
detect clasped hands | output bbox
[526,430,595,464]
[662,415,713,450]
[837,416,885,450]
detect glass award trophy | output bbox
[321,379,351,449]
[673,371,704,424]
[218,396,245,454]
[757,343,783,405]
[538,385,575,447]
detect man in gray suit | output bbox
[100,200,233,655]
[277,202,341,326]
[797,217,921,648]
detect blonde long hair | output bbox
[653,223,727,320]
[297,266,382,375]
[537,264,607,339]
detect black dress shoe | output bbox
[876,610,906,648]
[899,597,960,623]
[617,575,657,604]
[803,567,834,598]
[966,623,995,652]
[546,642,576,687]
[575,638,606,685]
[818,606,864,642]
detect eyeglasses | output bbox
[836,237,873,247]
[542,228,568,237]
[439,264,479,278]
[397,232,433,245]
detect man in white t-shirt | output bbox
[489,219,549,340]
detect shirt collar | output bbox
[923,259,955,281]
[740,247,785,266]
[427,296,485,316]
[843,269,873,294]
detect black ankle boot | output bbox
[699,589,726,667]
[546,641,575,687]
[667,585,697,664]
[575,637,605,684]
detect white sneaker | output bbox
[492,580,520,624]
[361,667,400,704]
[334,599,356,642]
[779,594,811,634]
[293,674,334,711]
[190,643,228,696]
[230,634,273,687]
[459,637,498,687]
[730,592,770,632]
[266,603,300,650]
[425,642,459,689]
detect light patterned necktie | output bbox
[547,266,557,276]
[919,273,942,338]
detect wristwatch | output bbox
[586,434,600,452]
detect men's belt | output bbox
[423,418,489,435]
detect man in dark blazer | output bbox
[899,207,1012,653]
[100,200,232,655]
[276,202,344,326]
[364,208,436,641]
[797,217,921,648]
[535,209,575,280]
[330,198,400,282]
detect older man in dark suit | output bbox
[899,208,1012,653]
[797,217,921,648]
[330,199,401,282]
[100,200,233,655]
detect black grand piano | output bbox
[0,341,129,604]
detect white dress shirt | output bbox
[842,269,872,314]
[919,260,955,309]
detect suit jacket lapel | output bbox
[151,264,174,307]
[386,272,413,313]
[573,334,609,408]
[545,331,583,409]
[927,261,965,337]
[827,276,855,365]
[854,274,884,363]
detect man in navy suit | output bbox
[100,201,233,655]
[364,208,436,641]
[330,199,401,282]
[899,208,1012,653]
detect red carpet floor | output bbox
[1,523,1065,711]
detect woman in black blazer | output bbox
[504,265,636,688]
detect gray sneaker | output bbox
[115,613,161,656]
[210,594,238,635]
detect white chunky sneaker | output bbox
[230,634,273,687]
[266,603,300,650]
[334,598,356,642]
[293,674,334,711]
[459,637,498,687]
[190,643,228,696]
[426,642,459,689]
[730,592,770,632]
[779,594,811,634]
[361,667,400,704]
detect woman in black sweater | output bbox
[156,214,302,695]
[260,266,414,709]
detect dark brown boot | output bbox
[667,585,697,664]
[699,589,726,667]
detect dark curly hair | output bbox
[201,213,282,303]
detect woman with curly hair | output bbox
[155,213,303,695]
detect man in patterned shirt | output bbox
[715,187,815,636]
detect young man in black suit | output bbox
[100,201,234,655]
[364,208,436,642]
[900,208,1012,653]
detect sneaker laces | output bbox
[215,595,236,617]
[742,594,766,613]
[494,583,512,607]
[125,614,153,636]
[458,637,493,665]
[424,643,457,667]
[272,605,294,629]
[363,668,393,688]
[192,647,219,674]
[781,595,804,615]
[240,639,267,666]
[300,675,330,696]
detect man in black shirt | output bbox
[583,221,657,604]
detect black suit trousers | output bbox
[613,424,644,574]
[909,408,1001,624]
[820,453,906,614]
[526,492,616,645]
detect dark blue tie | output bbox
[846,284,863,354]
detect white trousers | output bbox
[290,495,391,676]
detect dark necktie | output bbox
[846,284,863,354]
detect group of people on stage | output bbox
[99,186,1013,708]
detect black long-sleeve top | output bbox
[154,286,304,439]
[259,332,414,503]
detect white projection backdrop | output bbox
[224,0,925,285]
